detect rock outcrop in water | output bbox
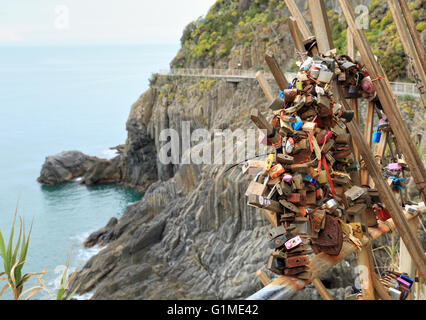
[38,151,99,185]
[38,150,122,186]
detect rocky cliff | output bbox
[36,0,425,299]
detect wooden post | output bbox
[361,103,374,187]
[307,0,334,54]
[387,0,426,106]
[256,71,274,104]
[338,0,426,204]
[312,278,334,300]
[284,0,312,39]
[399,214,419,299]
[265,50,289,91]
[288,17,305,52]
[347,27,360,184]
[398,0,426,74]
[306,0,426,281]
[375,130,389,166]
[340,96,426,281]
[357,244,376,300]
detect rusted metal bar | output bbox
[247,211,419,300]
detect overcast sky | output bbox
[0,0,217,45]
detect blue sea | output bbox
[0,44,179,299]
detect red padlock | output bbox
[318,130,333,145]
[373,204,391,221]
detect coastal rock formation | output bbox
[38,150,122,187]
[37,151,98,185]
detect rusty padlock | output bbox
[285,255,309,268]
[245,171,269,197]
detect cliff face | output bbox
[70,76,288,299]
[67,0,425,299]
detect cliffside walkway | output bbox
[158,68,420,97]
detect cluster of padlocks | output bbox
[242,45,420,280]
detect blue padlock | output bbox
[372,123,381,143]
[292,116,303,130]
[302,174,312,182]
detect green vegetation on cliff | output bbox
[172,0,289,68]
[171,0,425,81]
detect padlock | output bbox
[292,116,303,130]
[285,235,303,250]
[344,186,367,201]
[310,69,320,79]
[269,163,285,180]
[372,123,381,143]
[276,154,294,164]
[245,171,269,197]
[283,89,298,103]
[268,225,286,239]
[269,234,291,249]
[373,204,391,221]
[318,170,328,184]
[292,174,304,189]
[349,222,363,239]
[317,130,333,145]
[388,287,402,300]
[265,153,274,171]
[325,199,339,212]
[302,122,316,132]
[283,266,307,275]
[282,174,293,183]
[279,199,299,213]
[285,137,295,154]
[388,163,402,171]
[266,254,285,275]
[287,193,301,204]
[284,255,309,268]
[341,110,355,123]
[317,70,334,83]
[317,95,330,110]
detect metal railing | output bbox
[158,68,420,97]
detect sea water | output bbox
[0,44,179,299]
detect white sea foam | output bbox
[102,148,118,159]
